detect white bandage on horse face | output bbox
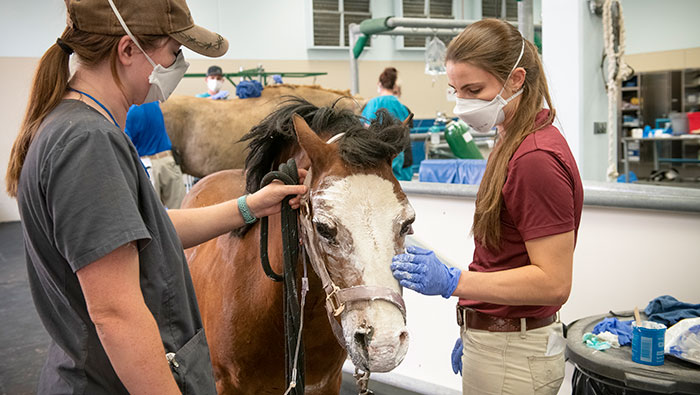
[308,173,412,372]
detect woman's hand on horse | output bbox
[296,168,308,185]
[391,245,461,298]
[247,169,308,218]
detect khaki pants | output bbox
[146,152,186,209]
[461,321,565,395]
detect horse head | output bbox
[292,109,414,373]
[241,98,413,373]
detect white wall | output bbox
[389,190,700,392]
[623,0,700,55]
[0,1,66,57]
[580,2,610,181]
[542,0,584,166]
[0,0,545,61]
[23,0,696,62]
[135,0,431,62]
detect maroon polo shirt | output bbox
[459,110,583,319]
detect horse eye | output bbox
[314,221,337,242]
[400,219,414,236]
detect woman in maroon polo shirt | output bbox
[391,19,583,394]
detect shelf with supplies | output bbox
[618,69,700,184]
[621,135,700,184]
[682,69,700,113]
[619,75,642,142]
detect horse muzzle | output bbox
[342,301,409,372]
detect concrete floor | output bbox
[0,221,49,395]
[0,221,410,395]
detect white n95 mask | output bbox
[207,78,224,93]
[141,51,189,103]
[453,40,525,133]
[107,0,190,103]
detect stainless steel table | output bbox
[621,135,700,181]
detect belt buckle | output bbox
[456,305,464,327]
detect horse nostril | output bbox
[399,330,409,345]
[354,331,367,349]
[354,325,374,350]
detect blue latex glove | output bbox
[451,337,463,375]
[210,90,229,100]
[592,318,633,346]
[391,245,461,298]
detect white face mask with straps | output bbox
[452,39,525,133]
[207,78,224,93]
[106,0,190,103]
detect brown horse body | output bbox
[182,170,346,394]
[182,99,413,394]
[162,84,366,178]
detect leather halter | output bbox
[299,134,407,349]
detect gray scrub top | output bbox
[17,100,215,394]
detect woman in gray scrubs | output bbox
[5,1,306,393]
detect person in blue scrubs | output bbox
[125,101,186,208]
[362,67,413,181]
[196,65,229,99]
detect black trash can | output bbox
[566,312,700,394]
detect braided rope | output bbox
[603,0,633,181]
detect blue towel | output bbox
[592,317,634,346]
[644,295,700,327]
[418,159,486,184]
[236,80,263,99]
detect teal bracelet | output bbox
[237,195,257,224]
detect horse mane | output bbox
[241,96,408,193]
[233,97,408,237]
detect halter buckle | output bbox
[326,285,345,316]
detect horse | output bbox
[161,84,366,178]
[181,98,415,394]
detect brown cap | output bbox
[66,0,228,57]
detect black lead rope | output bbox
[259,158,304,395]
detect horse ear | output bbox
[402,113,414,127]
[388,113,413,167]
[292,114,329,168]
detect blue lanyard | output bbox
[69,88,120,128]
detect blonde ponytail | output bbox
[6,36,71,197]
[446,19,556,250]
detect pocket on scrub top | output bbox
[166,328,216,395]
[527,351,565,395]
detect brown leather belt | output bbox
[146,150,172,160]
[456,305,557,332]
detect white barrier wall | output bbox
[368,190,700,393]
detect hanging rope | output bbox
[602,0,633,181]
[283,255,309,395]
[259,158,306,395]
